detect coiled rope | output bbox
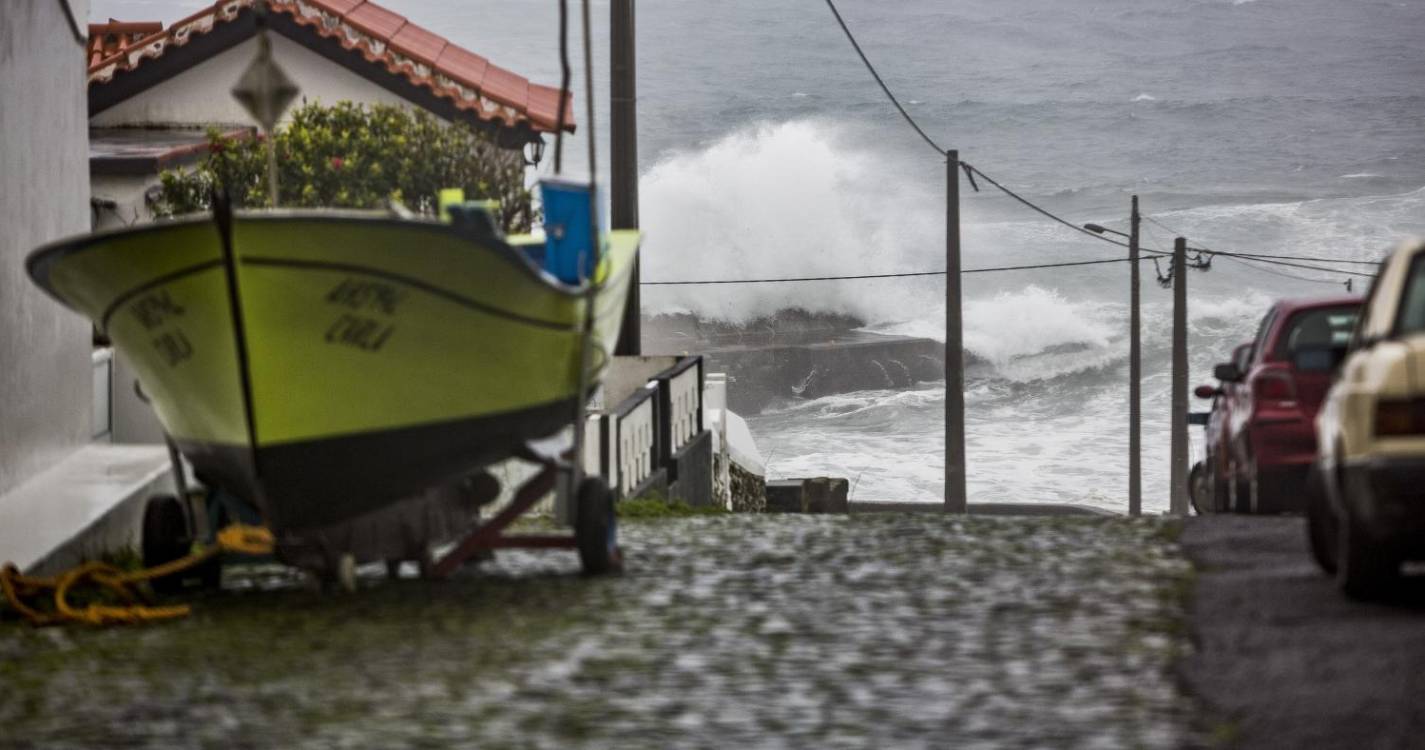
[0,524,273,627]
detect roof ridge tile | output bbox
[87,0,574,134]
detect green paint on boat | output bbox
[28,209,638,530]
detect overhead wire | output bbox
[958,162,1162,253]
[652,4,1377,290]
[1222,251,1379,267]
[1143,214,1379,268]
[643,256,1156,285]
[1215,254,1349,286]
[1206,251,1375,278]
[552,0,570,172]
[822,0,946,157]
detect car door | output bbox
[1228,307,1277,462]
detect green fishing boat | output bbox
[28,205,637,534]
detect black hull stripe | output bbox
[99,258,224,333]
[242,256,575,332]
[174,397,576,531]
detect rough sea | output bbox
[98,0,1425,512]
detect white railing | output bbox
[664,360,702,455]
[613,382,658,497]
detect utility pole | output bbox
[1128,196,1142,517]
[1170,237,1189,516]
[945,151,967,513]
[610,0,640,355]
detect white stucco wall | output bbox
[91,33,418,128]
[0,0,94,495]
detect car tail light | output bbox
[1374,399,1425,436]
[1253,372,1295,403]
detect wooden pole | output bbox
[1129,196,1141,516]
[945,152,967,513]
[1170,236,1189,516]
[610,0,640,355]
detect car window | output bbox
[1349,275,1380,350]
[1251,310,1276,364]
[1393,255,1425,336]
[1273,306,1359,358]
[1233,344,1254,372]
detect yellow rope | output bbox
[0,524,274,627]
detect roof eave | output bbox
[88,3,571,142]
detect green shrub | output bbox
[153,101,535,232]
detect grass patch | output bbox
[1208,718,1242,746]
[1148,518,1186,544]
[617,494,726,519]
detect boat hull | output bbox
[29,211,637,531]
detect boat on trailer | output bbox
[28,200,637,582]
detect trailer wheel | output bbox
[142,494,191,594]
[335,553,358,593]
[575,478,622,575]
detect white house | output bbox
[86,0,574,230]
[82,0,576,444]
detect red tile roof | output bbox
[86,0,575,134]
[86,20,163,68]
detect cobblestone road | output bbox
[1,515,1195,749]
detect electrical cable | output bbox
[1144,214,1378,267]
[1205,250,1375,278]
[552,0,570,173]
[822,0,946,157]
[1216,254,1355,287]
[1224,251,1380,267]
[643,256,1154,285]
[958,162,1170,254]
[57,0,85,45]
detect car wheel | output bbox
[1227,460,1247,514]
[1305,464,1337,575]
[1247,456,1261,514]
[1208,457,1230,513]
[1336,504,1398,601]
[1188,463,1206,515]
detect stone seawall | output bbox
[645,310,943,413]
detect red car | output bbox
[1193,341,1254,512]
[1212,297,1361,513]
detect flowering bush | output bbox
[154,101,535,232]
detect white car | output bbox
[1310,238,1425,599]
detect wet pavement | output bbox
[1,515,1195,749]
[1179,515,1425,749]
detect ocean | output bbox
[97,0,1425,512]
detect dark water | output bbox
[96,0,1425,509]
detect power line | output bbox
[643,256,1153,286]
[822,0,945,157]
[644,270,943,286]
[1203,249,1376,278]
[1216,254,1350,286]
[1143,214,1379,268]
[1219,250,1379,267]
[966,257,1147,274]
[958,162,1172,255]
